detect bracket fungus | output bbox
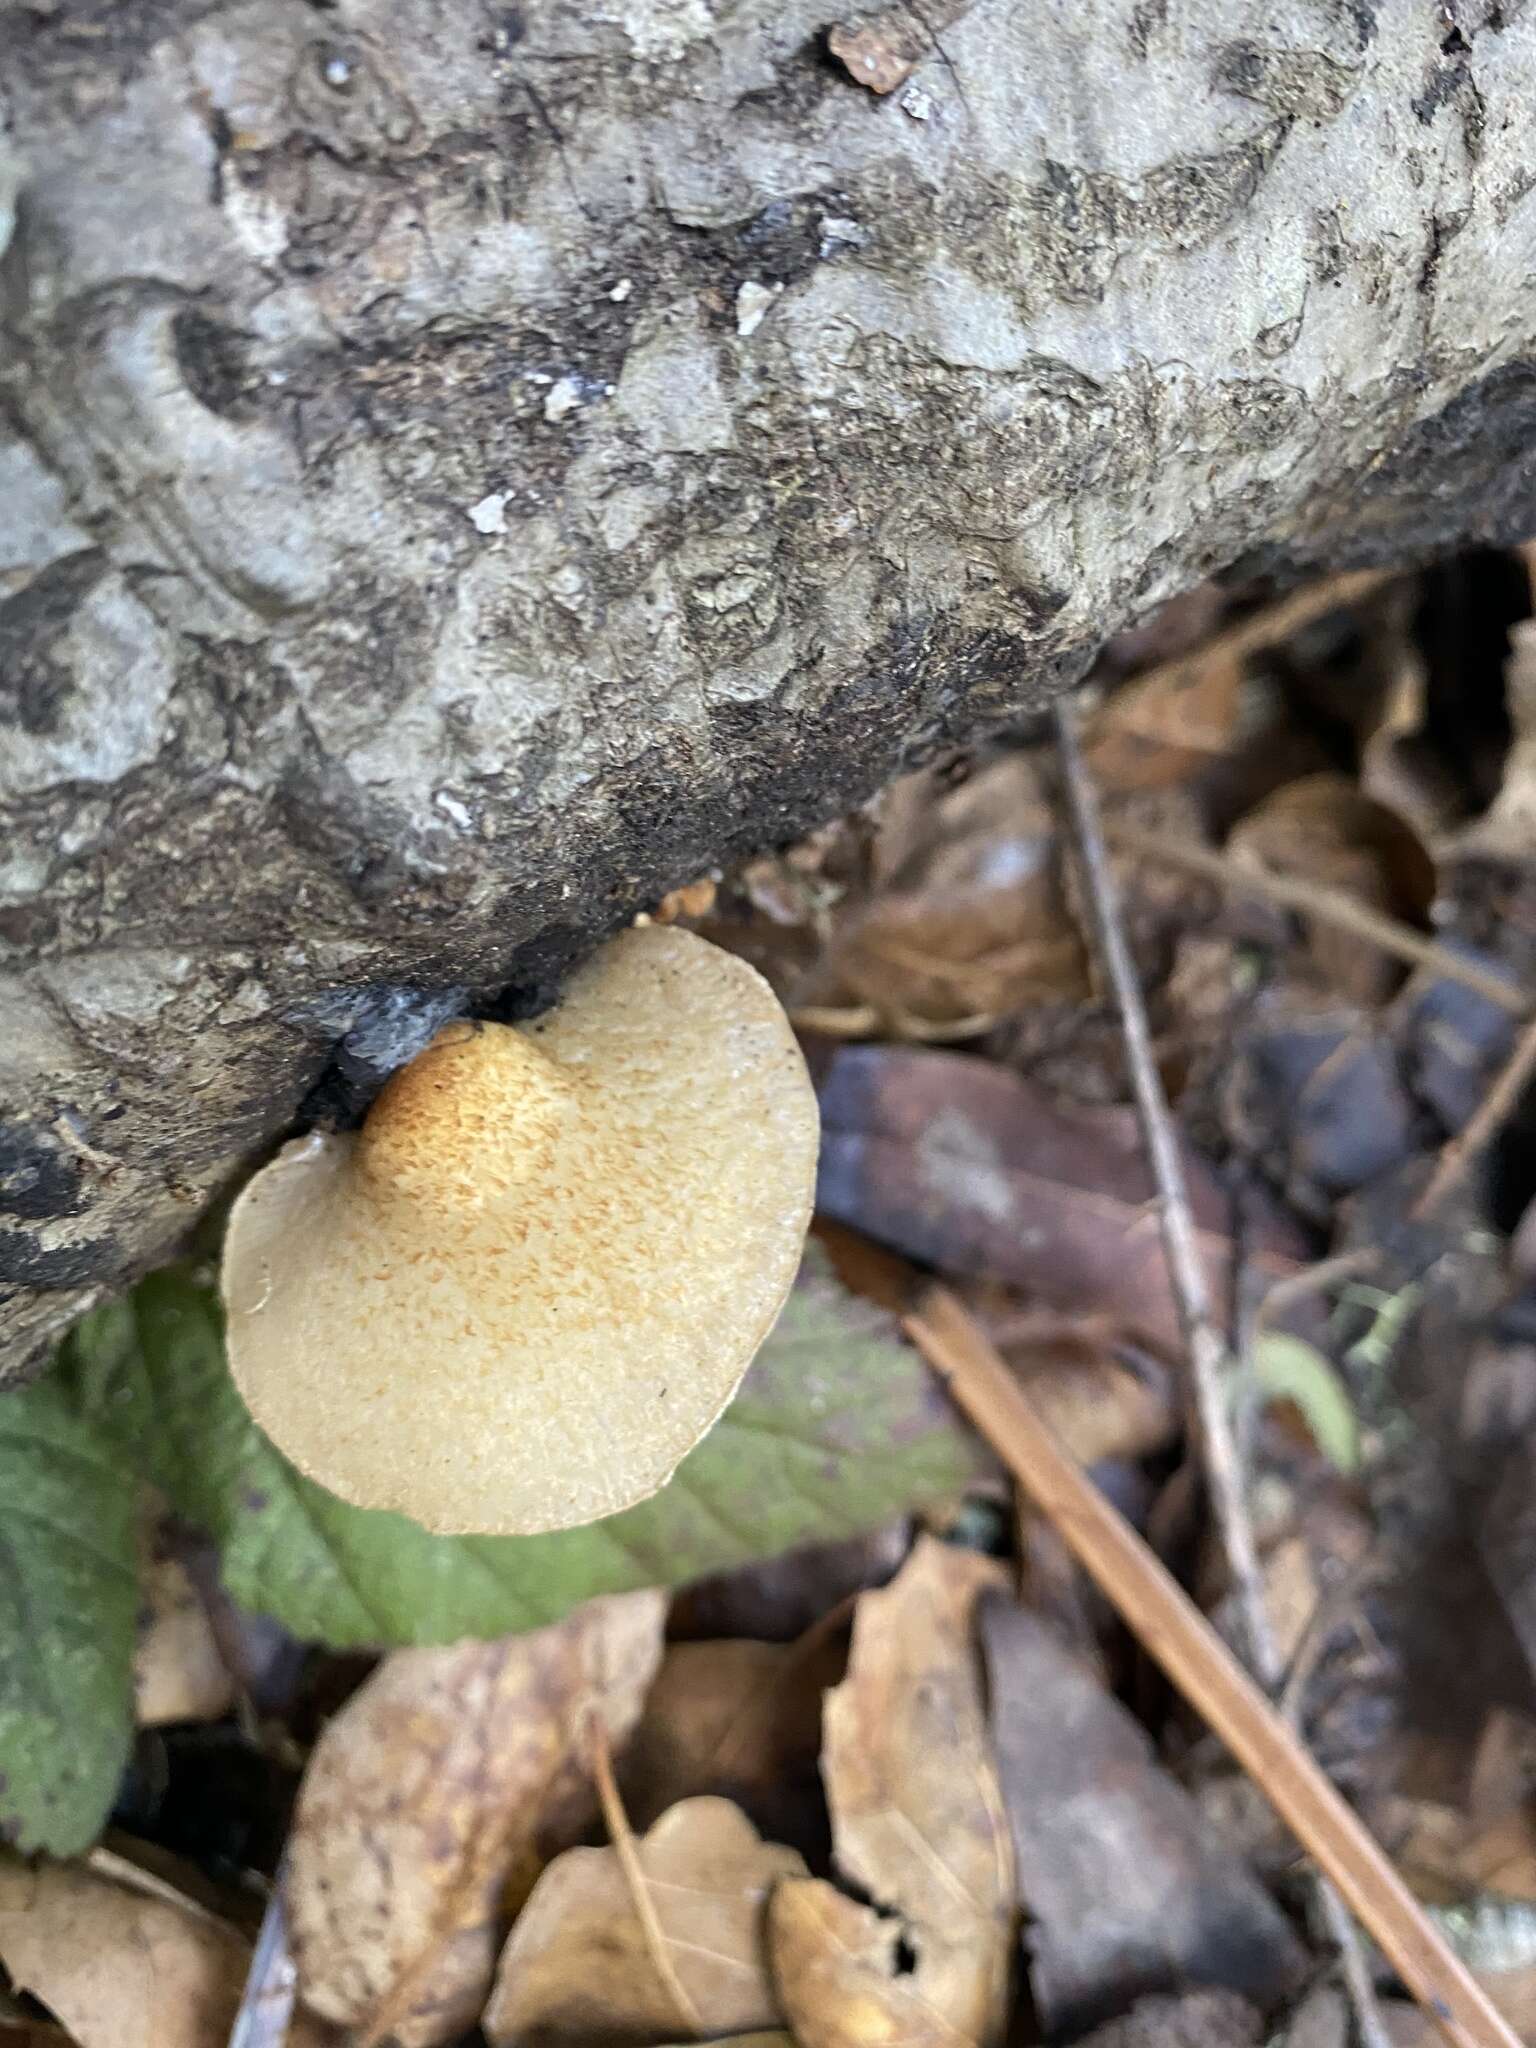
[220,927,818,1535]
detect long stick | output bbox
[1057,699,1391,2048]
[905,1289,1519,2048]
[1054,701,1273,1674]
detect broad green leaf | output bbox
[1251,1332,1361,1474]
[0,1371,138,1854]
[64,1255,979,1649]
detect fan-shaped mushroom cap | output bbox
[221,926,818,1535]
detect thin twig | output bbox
[228,1860,298,2048]
[1255,1251,1384,1341]
[589,1719,703,2040]
[1056,700,1392,2048]
[1413,1008,1536,1219]
[905,1288,1519,2048]
[1054,700,1273,1676]
[1106,823,1530,1019]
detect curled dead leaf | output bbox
[287,1589,665,2048]
[827,755,1088,1027]
[770,1537,1015,2047]
[1229,773,1436,1006]
[484,1797,805,2047]
[0,1860,329,2048]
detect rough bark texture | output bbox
[2,0,1536,1376]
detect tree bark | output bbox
[3,0,1535,1375]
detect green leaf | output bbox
[64,1255,979,1650]
[0,1369,138,1855]
[1251,1332,1361,1474]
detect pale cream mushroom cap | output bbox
[220,926,818,1535]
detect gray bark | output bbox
[2,0,1535,1377]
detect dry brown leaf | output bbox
[826,754,1088,1027]
[979,1309,1177,1465]
[0,1860,328,2048]
[1229,772,1436,1005]
[1087,641,1248,793]
[623,1635,840,1849]
[484,1796,806,2047]
[287,1588,665,2048]
[772,1537,1014,2047]
[771,1876,961,2048]
[980,1598,1305,2036]
[818,1045,1306,1354]
[132,1541,234,1729]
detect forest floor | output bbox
[9,551,1536,2048]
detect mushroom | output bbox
[220,925,818,1536]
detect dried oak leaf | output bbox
[770,1537,1014,2047]
[484,1796,805,2047]
[0,1859,329,2048]
[287,1588,665,2048]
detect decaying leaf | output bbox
[979,1599,1305,2035]
[65,1255,978,1649]
[1228,773,1436,1005]
[0,1372,138,1855]
[818,1045,1305,1352]
[981,1309,1177,1466]
[822,754,1087,1027]
[770,1877,954,2048]
[1086,639,1248,793]
[771,1537,1014,2047]
[0,1859,327,2048]
[484,1796,805,2047]
[624,1635,841,1851]
[287,1589,665,2048]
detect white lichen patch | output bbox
[468,493,509,535]
[735,280,782,337]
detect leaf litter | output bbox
[16,552,1536,2048]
